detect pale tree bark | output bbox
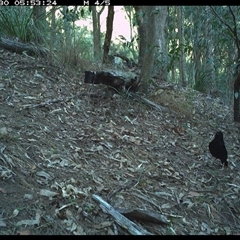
[138,6,156,93]
[188,10,195,87]
[137,6,168,93]
[92,6,105,61]
[192,6,203,91]
[177,6,186,86]
[153,6,168,83]
[133,6,147,66]
[204,6,216,94]
[168,7,177,83]
[103,6,114,64]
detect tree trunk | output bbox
[154,6,168,82]
[137,6,168,93]
[134,6,147,67]
[138,6,156,93]
[32,6,48,44]
[192,7,203,91]
[92,6,104,61]
[103,6,114,64]
[234,38,240,122]
[49,6,56,61]
[177,6,186,86]
[204,6,215,93]
[234,75,240,122]
[62,6,72,48]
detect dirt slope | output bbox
[0,49,240,235]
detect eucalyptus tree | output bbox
[177,6,186,86]
[210,6,240,122]
[102,6,114,64]
[91,6,105,61]
[32,6,48,44]
[134,6,168,92]
[168,6,190,86]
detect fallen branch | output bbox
[131,93,166,112]
[0,36,48,57]
[115,208,170,226]
[92,194,152,235]
[21,97,73,109]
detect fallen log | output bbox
[0,36,48,57]
[84,70,140,92]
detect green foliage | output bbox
[167,6,240,104]
[75,26,94,60]
[55,25,94,68]
[1,5,239,106]
[111,35,138,62]
[48,6,95,67]
[0,6,34,42]
[60,6,83,23]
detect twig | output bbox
[21,97,73,109]
[130,93,167,112]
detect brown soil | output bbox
[0,48,240,235]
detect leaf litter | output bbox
[0,48,240,234]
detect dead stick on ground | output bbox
[92,194,152,235]
[21,97,74,109]
[131,93,165,112]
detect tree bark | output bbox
[193,6,203,91]
[62,6,72,48]
[137,6,168,93]
[32,6,48,44]
[103,6,114,64]
[178,6,186,86]
[154,6,168,82]
[134,6,147,67]
[234,75,240,122]
[49,6,56,61]
[92,6,104,61]
[138,6,156,93]
[205,6,215,93]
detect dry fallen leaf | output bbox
[0,215,6,227]
[93,221,114,229]
[40,189,58,199]
[17,229,31,235]
[16,212,41,226]
[188,191,202,197]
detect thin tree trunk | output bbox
[178,6,186,86]
[103,6,114,64]
[134,6,147,67]
[62,6,71,48]
[49,6,56,61]
[92,6,104,61]
[192,7,203,91]
[154,6,168,82]
[204,6,216,93]
[32,6,47,44]
[139,6,156,93]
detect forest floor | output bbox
[0,48,240,235]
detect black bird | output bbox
[209,131,228,167]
